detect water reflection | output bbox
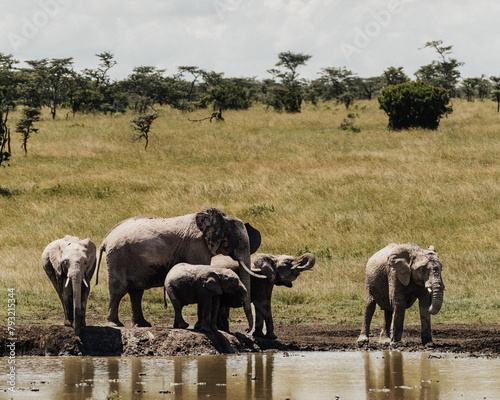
[363,351,440,400]
[2,351,499,399]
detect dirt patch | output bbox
[1,323,499,357]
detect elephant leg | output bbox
[129,289,151,327]
[197,293,213,333]
[418,297,433,345]
[263,303,276,339]
[252,299,266,338]
[216,307,230,332]
[357,294,376,344]
[106,283,127,327]
[379,310,392,344]
[391,306,406,343]
[210,295,220,332]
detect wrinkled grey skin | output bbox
[165,263,247,333]
[212,252,315,339]
[97,207,263,330]
[357,243,445,346]
[42,236,96,336]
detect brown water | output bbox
[2,351,499,399]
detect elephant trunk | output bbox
[238,260,254,331]
[428,282,444,315]
[70,271,83,336]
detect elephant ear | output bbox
[252,255,276,283]
[245,223,261,254]
[388,248,412,286]
[196,208,226,256]
[81,238,97,278]
[202,273,223,296]
[48,239,66,276]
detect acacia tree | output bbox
[268,51,311,113]
[490,76,500,113]
[24,58,74,119]
[382,66,409,87]
[415,40,463,96]
[0,54,20,167]
[132,113,158,150]
[317,67,357,107]
[16,107,40,155]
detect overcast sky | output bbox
[1,0,499,82]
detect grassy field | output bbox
[1,99,499,329]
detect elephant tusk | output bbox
[65,277,70,288]
[83,279,89,288]
[239,261,267,279]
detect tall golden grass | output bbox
[1,99,499,327]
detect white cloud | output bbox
[1,0,500,80]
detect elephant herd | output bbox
[42,207,445,346]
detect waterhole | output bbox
[2,351,499,399]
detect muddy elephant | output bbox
[42,235,97,335]
[165,263,247,333]
[357,243,445,346]
[97,207,264,330]
[212,252,315,338]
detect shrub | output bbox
[378,81,452,130]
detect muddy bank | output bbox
[1,323,499,357]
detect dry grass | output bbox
[1,99,500,328]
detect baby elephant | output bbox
[357,243,445,346]
[165,263,247,333]
[212,252,315,339]
[42,235,97,336]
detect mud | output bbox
[1,323,499,357]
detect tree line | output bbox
[2,41,500,166]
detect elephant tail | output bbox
[95,244,106,285]
[163,286,168,309]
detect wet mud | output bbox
[1,323,499,357]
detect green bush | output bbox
[378,81,452,130]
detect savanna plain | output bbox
[1,99,499,337]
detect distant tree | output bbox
[415,40,463,96]
[461,78,478,102]
[317,67,357,108]
[16,107,40,155]
[490,76,500,113]
[24,58,74,119]
[77,52,118,114]
[177,66,204,109]
[123,66,165,113]
[0,54,21,167]
[268,51,311,112]
[460,75,490,102]
[382,66,409,87]
[131,113,158,150]
[379,81,452,130]
[358,76,384,100]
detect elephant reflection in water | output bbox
[61,357,95,399]
[362,351,438,399]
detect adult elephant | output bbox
[42,235,97,336]
[357,243,445,346]
[97,207,263,330]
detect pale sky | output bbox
[1,0,499,82]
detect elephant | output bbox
[42,235,97,336]
[211,252,316,339]
[96,207,264,330]
[357,243,445,346]
[165,263,248,333]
